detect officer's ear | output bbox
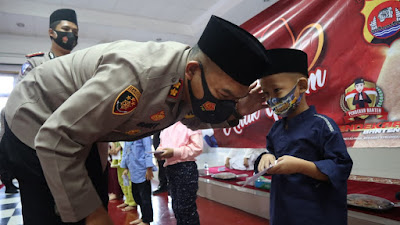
[298,76,308,94]
[185,61,200,81]
[48,28,57,39]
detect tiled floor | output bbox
[0,180,23,225]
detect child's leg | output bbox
[167,162,199,225]
[125,172,137,207]
[108,166,122,200]
[135,180,153,224]
[166,165,179,222]
[117,167,136,208]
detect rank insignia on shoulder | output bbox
[125,129,141,135]
[150,111,165,121]
[112,85,141,115]
[184,111,195,119]
[168,79,183,98]
[25,52,45,58]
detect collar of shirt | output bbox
[284,105,317,129]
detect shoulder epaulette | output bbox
[25,52,45,58]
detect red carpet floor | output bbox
[108,182,270,225]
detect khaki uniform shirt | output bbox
[5,40,231,222]
[17,51,55,82]
[1,52,54,140]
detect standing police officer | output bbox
[1,15,269,225]
[18,8,79,81]
[0,8,79,195]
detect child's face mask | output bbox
[267,81,303,118]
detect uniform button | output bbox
[171,77,177,82]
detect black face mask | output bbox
[52,30,78,51]
[188,62,235,124]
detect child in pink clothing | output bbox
[155,121,203,225]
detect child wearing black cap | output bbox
[256,48,353,225]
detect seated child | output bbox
[225,148,266,170]
[256,48,353,225]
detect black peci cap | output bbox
[264,48,308,77]
[197,15,269,86]
[49,9,78,27]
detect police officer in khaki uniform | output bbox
[0,8,79,195]
[18,8,79,81]
[1,15,269,225]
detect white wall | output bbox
[348,147,400,179]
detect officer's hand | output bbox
[236,81,268,116]
[159,148,174,160]
[86,205,114,225]
[257,154,276,172]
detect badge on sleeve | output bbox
[112,85,141,115]
[20,62,32,75]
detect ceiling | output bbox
[0,0,277,65]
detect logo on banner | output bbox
[362,0,400,46]
[340,78,387,123]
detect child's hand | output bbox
[122,168,129,176]
[158,148,174,160]
[257,154,276,172]
[145,168,154,181]
[267,155,304,174]
[225,157,231,168]
[243,158,249,168]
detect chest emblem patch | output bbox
[168,79,183,98]
[184,111,195,119]
[125,129,141,135]
[150,111,165,121]
[112,85,141,115]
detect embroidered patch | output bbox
[201,101,216,111]
[150,111,165,121]
[125,129,141,135]
[184,112,195,119]
[20,62,32,75]
[168,79,183,98]
[112,85,141,115]
[137,122,160,129]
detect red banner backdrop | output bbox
[214,0,400,148]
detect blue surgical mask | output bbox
[188,62,236,124]
[267,81,303,118]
